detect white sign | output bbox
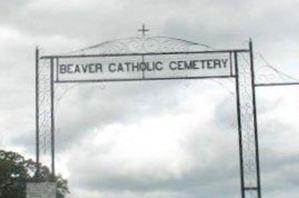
[26,182,57,198]
[56,53,232,82]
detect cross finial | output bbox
[138,24,149,37]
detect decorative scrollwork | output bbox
[66,36,210,55]
[255,53,299,84]
[237,53,258,196]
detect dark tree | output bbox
[0,150,69,198]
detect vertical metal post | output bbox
[249,39,262,197]
[50,58,56,178]
[35,47,40,178]
[234,51,245,198]
[141,55,145,79]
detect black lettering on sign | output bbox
[59,63,104,74]
[192,60,200,69]
[66,64,73,73]
[59,64,67,74]
[177,61,185,70]
[117,63,124,72]
[221,59,228,68]
[95,63,103,73]
[206,59,214,69]
[124,62,131,72]
[140,62,147,71]
[169,61,177,70]
[213,59,221,68]
[131,62,139,72]
[81,64,89,73]
[155,61,163,70]
[109,63,116,72]
[74,64,81,73]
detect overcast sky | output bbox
[1,0,299,197]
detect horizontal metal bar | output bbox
[244,187,258,190]
[41,49,249,59]
[255,82,299,87]
[55,75,236,84]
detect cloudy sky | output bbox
[1,0,299,197]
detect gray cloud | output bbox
[67,121,240,197]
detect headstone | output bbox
[26,182,57,198]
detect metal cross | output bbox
[138,24,149,37]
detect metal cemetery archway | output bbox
[35,34,261,198]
